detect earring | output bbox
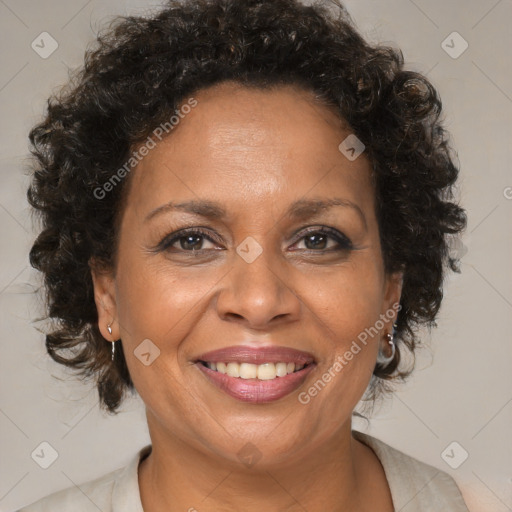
[376,332,395,367]
[107,323,115,362]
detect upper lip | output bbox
[195,345,316,365]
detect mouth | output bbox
[197,360,313,380]
[194,345,317,403]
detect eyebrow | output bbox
[144,197,367,230]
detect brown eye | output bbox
[177,234,207,251]
[303,233,330,250]
[158,228,221,252]
[291,227,353,252]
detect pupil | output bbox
[181,235,202,250]
[305,234,327,250]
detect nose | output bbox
[215,248,302,330]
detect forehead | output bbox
[123,82,375,222]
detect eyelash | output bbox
[156,226,354,254]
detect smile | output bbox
[194,344,317,403]
[199,361,310,380]
[196,361,315,403]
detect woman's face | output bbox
[93,82,402,466]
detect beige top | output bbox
[19,430,470,511]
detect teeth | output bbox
[239,363,257,379]
[204,361,308,380]
[226,362,240,378]
[275,362,288,377]
[257,363,276,380]
[216,362,227,374]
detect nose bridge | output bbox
[237,243,280,292]
[216,237,301,327]
[234,239,285,303]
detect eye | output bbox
[154,226,353,255]
[290,227,353,252]
[158,228,222,252]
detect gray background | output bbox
[1,0,511,511]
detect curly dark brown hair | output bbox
[27,0,467,414]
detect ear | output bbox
[382,270,403,328]
[89,259,119,341]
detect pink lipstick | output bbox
[194,345,316,403]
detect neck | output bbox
[138,413,375,512]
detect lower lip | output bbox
[195,362,316,403]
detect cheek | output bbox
[293,260,383,408]
[113,255,232,404]
[113,258,213,412]
[115,252,224,340]
[300,259,384,342]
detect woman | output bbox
[20,0,470,510]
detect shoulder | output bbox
[352,430,470,512]
[18,445,150,512]
[17,468,120,512]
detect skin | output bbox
[92,81,402,512]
